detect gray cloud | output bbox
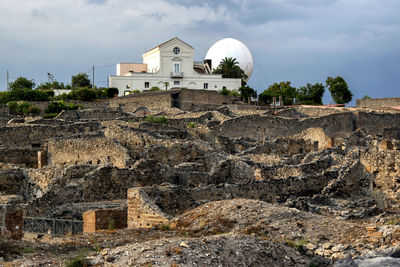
[0,0,399,105]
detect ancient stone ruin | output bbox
[1,90,400,265]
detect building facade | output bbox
[109,37,242,96]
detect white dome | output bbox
[205,38,254,81]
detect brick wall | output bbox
[83,209,127,233]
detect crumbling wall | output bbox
[55,107,129,121]
[127,188,169,228]
[0,121,101,148]
[360,149,400,208]
[0,196,23,240]
[213,112,355,140]
[110,91,174,112]
[0,170,26,195]
[357,112,400,136]
[179,89,233,111]
[0,148,40,168]
[47,135,131,168]
[356,97,400,108]
[83,209,127,233]
[26,100,109,112]
[244,138,318,155]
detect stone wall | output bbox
[83,209,127,233]
[0,148,40,168]
[47,135,131,168]
[360,149,400,209]
[0,196,23,240]
[356,97,400,108]
[356,112,400,136]
[178,89,233,111]
[26,100,109,113]
[213,112,356,141]
[110,90,175,112]
[55,107,129,121]
[0,121,101,149]
[127,188,168,229]
[0,170,26,195]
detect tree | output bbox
[71,73,91,89]
[213,57,246,79]
[326,76,353,105]
[239,85,256,103]
[296,83,325,105]
[259,81,296,105]
[163,82,169,90]
[9,76,35,91]
[36,73,65,90]
[362,95,371,99]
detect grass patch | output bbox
[285,238,309,252]
[144,115,168,125]
[385,217,400,225]
[66,248,89,267]
[187,122,196,128]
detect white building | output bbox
[109,37,242,96]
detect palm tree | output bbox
[213,57,245,79]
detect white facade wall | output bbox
[143,48,161,73]
[109,38,242,96]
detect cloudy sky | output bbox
[0,0,399,105]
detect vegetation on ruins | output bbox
[149,86,161,92]
[7,101,41,116]
[144,115,168,124]
[187,122,196,128]
[219,88,240,97]
[326,76,353,104]
[44,100,80,118]
[259,81,326,106]
[259,81,297,105]
[295,83,325,105]
[71,73,92,89]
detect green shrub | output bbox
[42,90,55,97]
[187,122,196,128]
[145,115,168,124]
[131,90,141,94]
[43,113,59,119]
[108,218,115,230]
[8,88,50,101]
[149,86,161,92]
[103,87,119,98]
[7,101,41,116]
[45,100,78,114]
[69,87,98,101]
[66,248,89,267]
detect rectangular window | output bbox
[174,63,180,73]
[144,82,149,88]
[174,81,180,86]
[204,83,208,89]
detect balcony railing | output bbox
[171,72,183,78]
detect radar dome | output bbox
[205,38,254,81]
